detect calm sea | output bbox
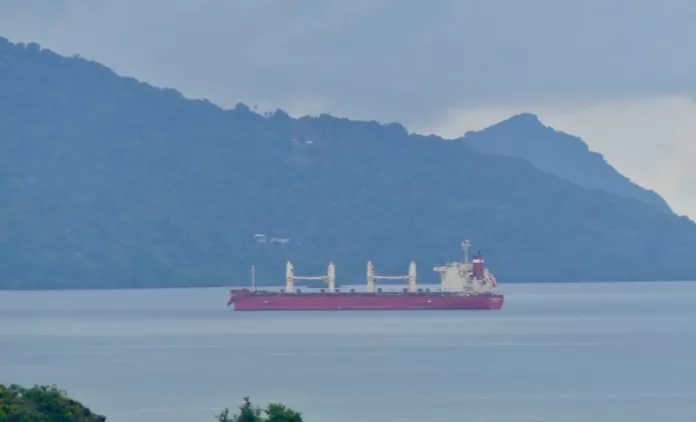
[1,282,696,422]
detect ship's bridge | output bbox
[433,241,498,293]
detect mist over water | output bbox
[2,282,696,422]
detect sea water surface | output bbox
[1,282,696,422]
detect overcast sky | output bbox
[2,0,696,216]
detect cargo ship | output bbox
[226,240,503,311]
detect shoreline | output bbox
[1,278,694,293]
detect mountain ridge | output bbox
[461,113,673,213]
[1,36,695,289]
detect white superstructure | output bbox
[433,240,499,294]
[280,240,498,295]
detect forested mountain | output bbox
[461,113,673,213]
[1,37,695,289]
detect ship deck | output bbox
[231,289,502,298]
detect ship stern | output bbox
[487,295,504,309]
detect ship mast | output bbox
[251,265,256,290]
[367,260,417,293]
[461,240,471,263]
[285,261,336,293]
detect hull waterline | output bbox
[227,291,504,311]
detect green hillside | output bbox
[1,37,695,288]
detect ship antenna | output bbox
[461,240,471,263]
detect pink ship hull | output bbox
[227,290,504,311]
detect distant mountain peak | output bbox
[461,113,673,213]
[500,112,543,126]
[486,112,548,133]
[463,113,547,139]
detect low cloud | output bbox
[417,96,696,218]
[1,0,695,215]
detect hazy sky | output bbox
[2,0,696,216]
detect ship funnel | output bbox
[472,253,485,279]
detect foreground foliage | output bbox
[0,384,105,422]
[217,397,303,422]
[0,384,301,422]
